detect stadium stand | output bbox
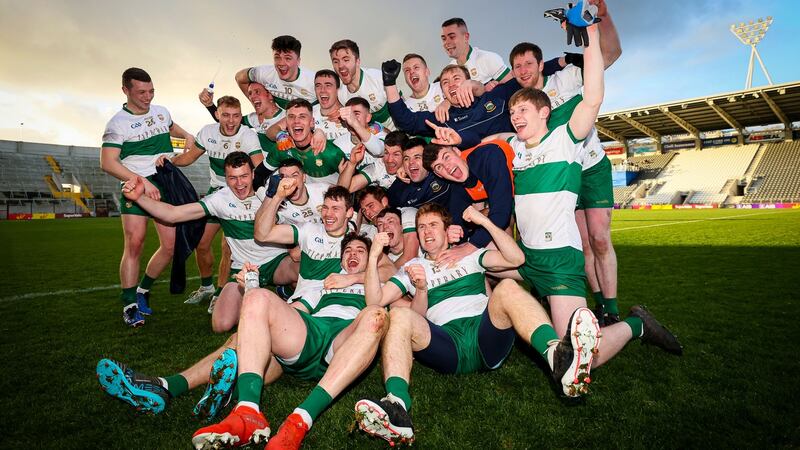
[624,153,676,181]
[641,145,759,205]
[742,140,800,203]
[0,140,210,219]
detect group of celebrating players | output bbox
[95,2,684,448]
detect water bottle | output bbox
[205,82,215,95]
[244,270,259,292]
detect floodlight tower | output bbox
[730,17,774,89]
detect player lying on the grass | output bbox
[494,24,682,363]
[119,151,298,332]
[101,67,196,327]
[191,233,392,450]
[354,204,602,445]
[164,95,263,307]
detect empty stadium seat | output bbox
[743,141,800,203]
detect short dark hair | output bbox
[278,158,304,172]
[384,131,409,149]
[329,39,360,59]
[402,137,427,152]
[285,98,313,113]
[402,53,428,66]
[441,17,468,30]
[224,151,254,171]
[440,64,470,81]
[422,143,447,172]
[324,185,353,209]
[509,42,543,66]
[345,96,370,110]
[509,88,552,119]
[122,67,151,89]
[271,35,301,56]
[358,185,388,206]
[375,207,402,223]
[341,231,371,255]
[216,96,241,109]
[416,203,452,229]
[315,69,341,88]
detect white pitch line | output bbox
[0,276,200,303]
[611,209,797,232]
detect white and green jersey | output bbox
[357,156,396,190]
[332,126,386,160]
[450,46,510,85]
[276,181,330,226]
[289,222,349,309]
[248,65,316,109]
[101,104,173,177]
[264,140,345,185]
[242,109,285,134]
[509,124,584,252]
[199,186,286,269]
[337,68,395,130]
[542,65,604,170]
[359,206,416,239]
[195,124,261,188]
[403,82,444,112]
[312,281,366,321]
[313,104,349,141]
[390,249,489,326]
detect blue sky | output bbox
[0,0,797,146]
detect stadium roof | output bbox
[595,80,800,143]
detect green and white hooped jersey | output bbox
[199,186,286,268]
[289,222,349,309]
[313,104,349,141]
[357,156,396,189]
[276,181,330,226]
[337,68,395,130]
[509,125,584,252]
[195,124,261,188]
[403,82,444,112]
[542,65,604,170]
[248,65,316,109]
[390,249,489,326]
[312,282,366,321]
[102,104,174,177]
[450,46,510,85]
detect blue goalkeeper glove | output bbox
[545,2,601,48]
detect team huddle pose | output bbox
[96,2,683,448]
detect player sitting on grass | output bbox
[354,204,602,445]
[116,151,298,332]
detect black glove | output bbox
[381,59,401,86]
[545,2,601,48]
[564,52,584,68]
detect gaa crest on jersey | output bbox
[545,231,552,242]
[125,202,133,208]
[470,68,478,77]
[434,95,442,103]
[301,89,310,96]
[431,180,442,192]
[548,90,557,97]
[369,93,376,102]
[484,101,496,113]
[235,142,241,149]
[158,114,165,122]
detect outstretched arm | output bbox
[121,176,206,223]
[568,25,604,140]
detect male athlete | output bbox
[333,97,386,160]
[340,130,406,193]
[235,35,316,109]
[355,204,601,444]
[401,53,444,112]
[355,186,419,266]
[312,69,349,140]
[329,39,395,130]
[165,96,263,306]
[100,67,195,327]
[440,17,512,90]
[374,207,415,266]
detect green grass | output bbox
[1,208,799,449]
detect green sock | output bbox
[592,291,605,309]
[604,297,619,315]
[214,286,223,296]
[164,374,188,398]
[120,287,137,306]
[237,372,263,404]
[201,276,214,288]
[139,274,156,291]
[298,386,333,421]
[624,316,643,338]
[530,324,559,359]
[385,377,412,411]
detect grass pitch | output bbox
[1,208,799,449]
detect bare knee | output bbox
[589,232,611,255]
[359,305,389,335]
[240,288,272,315]
[493,279,524,300]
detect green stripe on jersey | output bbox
[548,95,582,128]
[371,103,391,124]
[218,218,254,240]
[274,97,290,110]
[300,252,342,281]
[209,156,225,177]
[514,161,582,196]
[120,132,173,159]
[428,272,486,306]
[314,292,365,314]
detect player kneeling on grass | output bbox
[191,232,390,450]
[354,204,602,445]
[117,151,298,332]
